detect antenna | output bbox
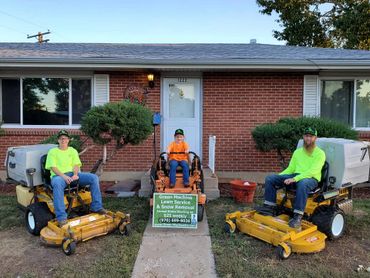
[27,30,51,43]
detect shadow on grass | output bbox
[207,197,370,278]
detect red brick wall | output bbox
[202,72,304,172]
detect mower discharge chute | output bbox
[225,138,369,259]
[150,151,206,221]
[7,144,131,256]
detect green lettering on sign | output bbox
[152,193,198,229]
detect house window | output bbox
[1,77,92,126]
[1,79,21,124]
[320,80,354,126]
[355,80,370,128]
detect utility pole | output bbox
[27,30,51,43]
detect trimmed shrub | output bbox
[252,116,358,167]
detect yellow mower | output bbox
[225,138,369,259]
[8,145,131,255]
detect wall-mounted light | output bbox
[147,74,155,88]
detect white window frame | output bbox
[0,74,93,129]
[319,76,370,131]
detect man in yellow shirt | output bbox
[259,127,326,228]
[45,130,106,227]
[166,129,190,188]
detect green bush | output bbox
[80,100,153,148]
[40,134,83,152]
[252,116,358,167]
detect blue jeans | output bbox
[51,172,103,222]
[264,174,318,215]
[169,160,189,185]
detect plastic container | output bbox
[230,180,257,203]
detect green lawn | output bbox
[207,197,370,278]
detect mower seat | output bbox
[40,154,80,191]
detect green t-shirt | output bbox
[45,147,82,177]
[279,146,326,182]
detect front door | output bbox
[162,77,201,156]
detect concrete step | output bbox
[139,167,220,200]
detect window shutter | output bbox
[93,74,109,106]
[303,75,319,116]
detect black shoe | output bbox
[184,183,190,188]
[58,219,68,228]
[169,184,175,188]
[95,208,108,215]
[256,204,277,216]
[288,213,303,229]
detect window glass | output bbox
[320,80,354,126]
[355,80,370,128]
[169,83,195,118]
[72,79,91,124]
[1,79,20,123]
[23,78,69,125]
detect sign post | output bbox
[152,193,198,229]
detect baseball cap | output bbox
[57,129,70,139]
[303,127,317,136]
[174,129,184,136]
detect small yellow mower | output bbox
[7,145,131,255]
[225,138,369,259]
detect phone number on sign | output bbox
[158,218,191,224]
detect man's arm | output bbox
[279,151,297,176]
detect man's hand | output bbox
[71,174,79,181]
[284,178,296,185]
[63,175,74,184]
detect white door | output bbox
[162,77,201,156]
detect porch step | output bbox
[139,167,220,200]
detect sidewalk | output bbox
[131,213,217,278]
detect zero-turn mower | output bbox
[225,138,369,259]
[7,145,131,255]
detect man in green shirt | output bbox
[259,127,326,228]
[45,130,106,227]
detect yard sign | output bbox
[152,193,198,229]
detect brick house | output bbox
[1,43,370,189]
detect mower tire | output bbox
[276,243,292,260]
[119,222,131,236]
[311,206,345,240]
[25,202,53,235]
[198,204,205,222]
[62,238,76,256]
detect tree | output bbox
[252,116,358,168]
[80,100,153,175]
[256,0,370,50]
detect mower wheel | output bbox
[276,243,291,260]
[311,206,345,240]
[62,238,76,256]
[119,222,131,236]
[224,221,236,234]
[25,202,53,235]
[198,204,205,222]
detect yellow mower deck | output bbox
[40,210,130,255]
[225,210,327,259]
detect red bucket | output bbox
[230,180,257,203]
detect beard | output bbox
[303,140,315,152]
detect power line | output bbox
[0,9,45,29]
